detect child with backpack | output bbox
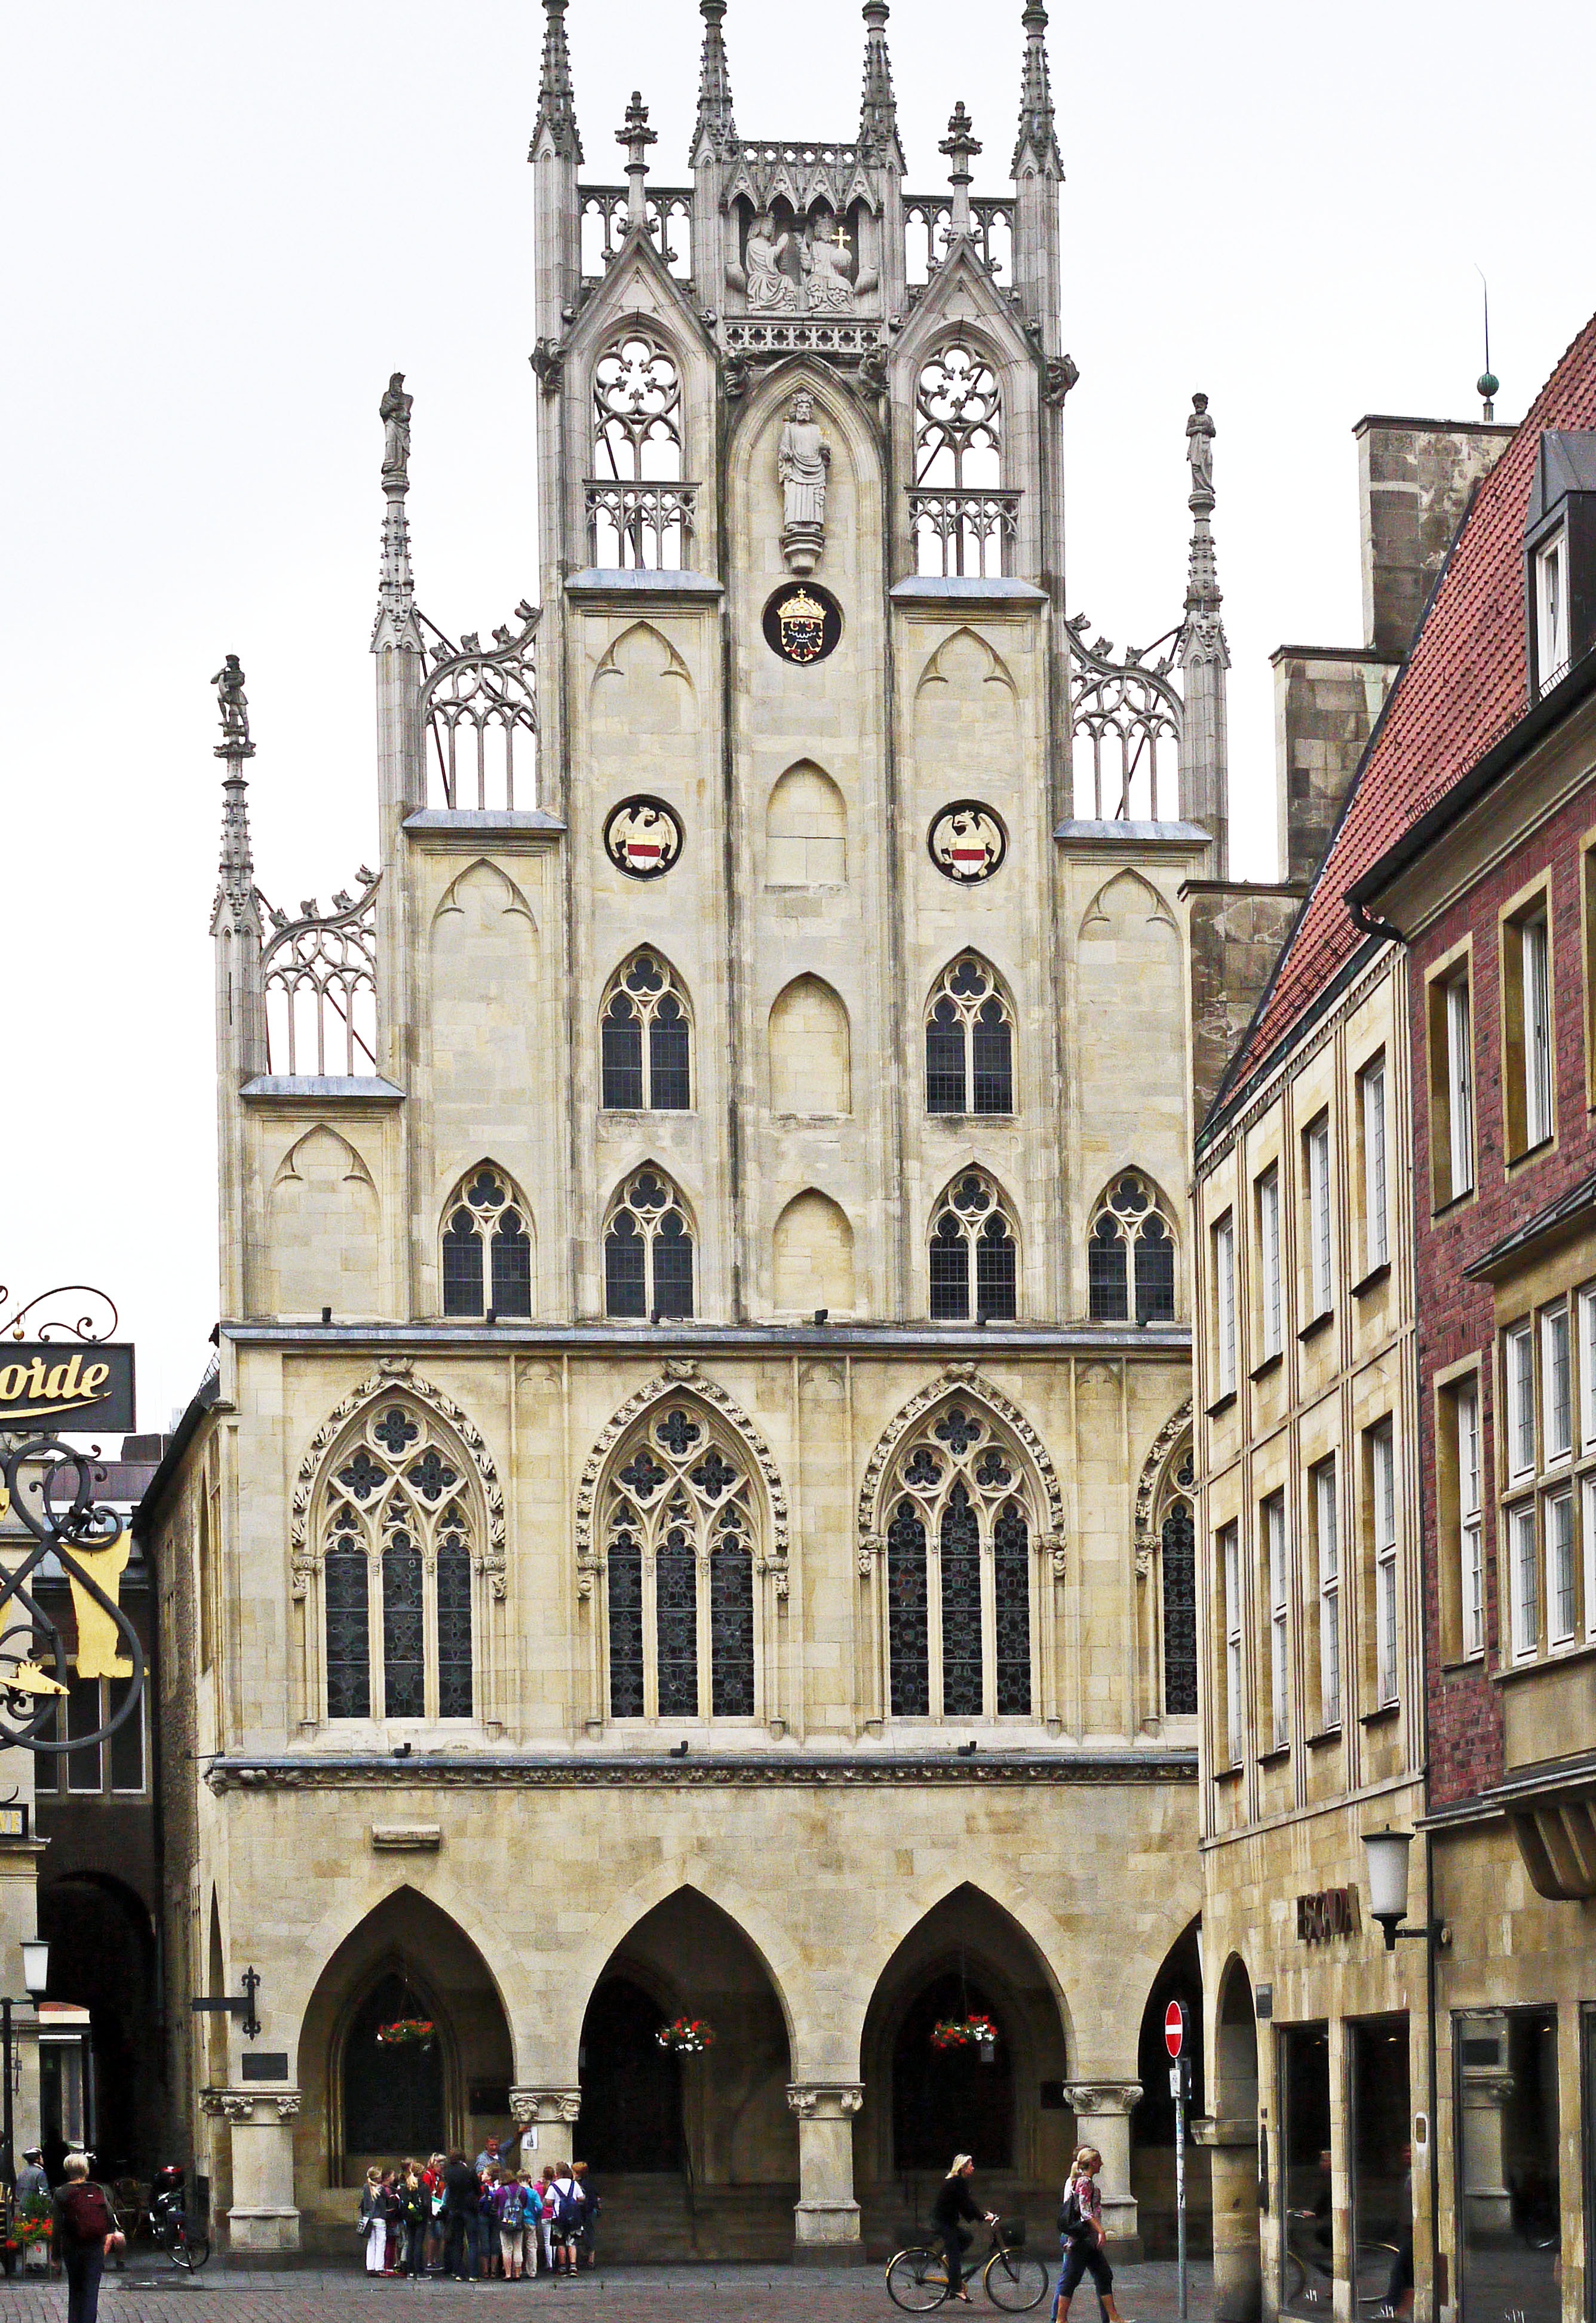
[493,2169,528,2279]
[1053,2147,1130,2323]
[548,2162,584,2276]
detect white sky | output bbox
[3,0,1592,1428]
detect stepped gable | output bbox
[1215,309,1596,1115]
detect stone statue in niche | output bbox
[778,392,831,575]
[803,219,855,313]
[743,210,797,311]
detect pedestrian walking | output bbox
[1052,2146,1130,2323]
[572,2160,599,2270]
[358,2167,388,2275]
[52,2153,124,2323]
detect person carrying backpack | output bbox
[493,2170,527,2280]
[549,2162,584,2276]
[53,2153,125,2323]
[1053,2147,1130,2323]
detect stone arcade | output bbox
[141,0,1243,2261]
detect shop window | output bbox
[1349,2018,1412,2319]
[1455,2008,1560,2323]
[1279,2022,1333,2319]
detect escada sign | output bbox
[1296,1885,1362,1943]
[0,1344,136,1431]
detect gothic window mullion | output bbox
[978,1511,997,1721]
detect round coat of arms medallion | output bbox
[604,796,684,880]
[928,801,1007,882]
[763,583,843,666]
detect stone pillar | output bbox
[787,2082,865,2263]
[511,2086,582,2171]
[210,2089,301,2252]
[1064,2083,1142,2258]
[1195,2116,1261,2323]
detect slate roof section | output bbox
[1210,311,1596,1121]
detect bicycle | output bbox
[150,2190,211,2272]
[887,2218,1050,2312]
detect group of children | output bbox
[358,2150,597,2282]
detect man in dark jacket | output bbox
[441,2152,480,2282]
[931,2154,996,2303]
[53,2153,122,2323]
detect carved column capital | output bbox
[274,2094,302,2122]
[786,2082,865,2118]
[1065,2081,1142,2116]
[511,2086,582,2126]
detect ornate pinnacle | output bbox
[941,102,981,234]
[1182,391,1224,624]
[617,91,658,227]
[211,657,261,936]
[858,1,905,171]
[375,375,419,649]
[693,0,738,163]
[1012,0,1063,178]
[531,0,583,166]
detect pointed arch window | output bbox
[319,1403,477,1724]
[605,1169,695,1319]
[590,331,692,571]
[883,1402,1035,1720]
[929,1172,1018,1322]
[1159,1446,1198,1717]
[926,956,1014,1116]
[441,1166,533,1317]
[911,341,1015,578]
[1088,1172,1177,1323]
[600,1401,758,1723]
[601,953,692,1111]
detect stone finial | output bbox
[374,376,419,652]
[617,91,658,226]
[1012,0,1063,177]
[531,0,583,164]
[212,657,261,938]
[692,0,738,163]
[858,2,904,171]
[1178,392,1231,873]
[1182,393,1222,617]
[940,102,981,234]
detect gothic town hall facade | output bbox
[145,0,1230,2260]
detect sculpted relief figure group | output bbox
[738,209,858,314]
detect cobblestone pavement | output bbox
[0,2260,1212,2323]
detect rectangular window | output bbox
[1371,1421,1398,1706]
[1311,1458,1340,1730]
[1506,1319,1536,1483]
[1585,1476,1596,1643]
[1456,1381,1484,1659]
[1359,1056,1389,1271]
[1509,1501,1539,1660]
[1445,976,1475,1196]
[1221,1523,1242,1766]
[1305,1116,1332,1317]
[1536,528,1570,688]
[32,1698,59,1793]
[1214,1213,1237,1396]
[66,1677,102,1793]
[1581,1286,1596,1454]
[1263,1493,1289,1750]
[1257,1167,1282,1358]
[1547,1488,1576,1645]
[1542,1301,1572,1464]
[108,1675,145,1793]
[1505,904,1555,1156]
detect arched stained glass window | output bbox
[604,1169,695,1319]
[1088,1172,1177,1323]
[1161,1458,1198,1716]
[319,1403,478,1724]
[929,1173,1018,1322]
[600,1402,759,1723]
[881,1403,1035,1720]
[601,952,692,1111]
[925,957,1014,1116]
[440,1166,533,1319]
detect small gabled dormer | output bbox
[1524,431,1596,698]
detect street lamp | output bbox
[0,1936,49,2248]
[1361,1829,1448,1953]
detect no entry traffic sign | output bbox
[1164,2000,1187,2059]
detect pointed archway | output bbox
[573,1886,797,2260]
[296,1889,512,2200]
[1129,1914,1210,2257]
[858,1884,1071,2241]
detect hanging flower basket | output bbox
[931,2014,1000,2060]
[376,2018,436,2048]
[656,2016,716,2055]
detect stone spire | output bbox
[1012,1,1063,176]
[531,0,583,164]
[858,2,904,171]
[1178,393,1231,872]
[211,656,262,939]
[692,0,738,163]
[940,103,981,237]
[617,91,658,228]
[373,372,421,654]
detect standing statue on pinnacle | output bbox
[212,654,252,752]
[1186,391,1216,504]
[381,372,413,485]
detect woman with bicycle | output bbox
[1052,2147,1130,2323]
[932,2155,997,2303]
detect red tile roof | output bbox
[1217,311,1596,1110]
